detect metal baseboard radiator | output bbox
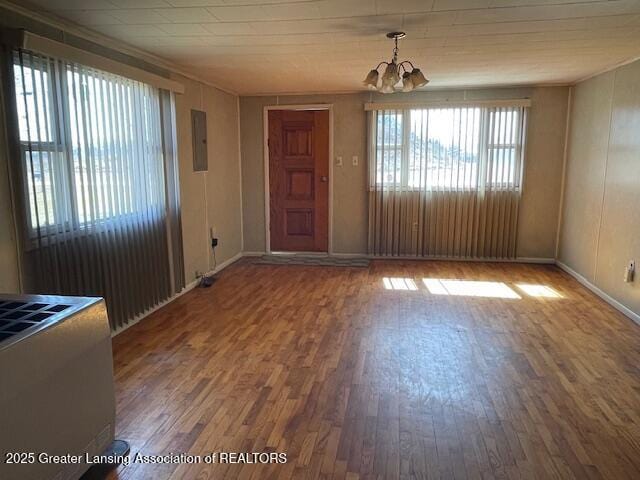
[0,294,116,480]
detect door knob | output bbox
[321,176,328,182]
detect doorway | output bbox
[265,107,331,252]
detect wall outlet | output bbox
[624,260,635,283]
[209,227,218,248]
[336,156,343,167]
[352,155,359,166]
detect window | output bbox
[375,109,404,186]
[487,108,522,188]
[10,48,185,330]
[370,105,526,191]
[14,52,165,233]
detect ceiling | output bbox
[16,0,640,95]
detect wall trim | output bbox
[111,252,243,337]
[592,72,617,281]
[555,85,573,259]
[237,96,245,252]
[242,251,267,257]
[556,260,640,326]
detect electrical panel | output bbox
[191,109,208,172]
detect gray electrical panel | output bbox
[191,109,208,172]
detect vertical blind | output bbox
[368,104,528,258]
[8,48,184,329]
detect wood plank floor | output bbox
[108,260,640,480]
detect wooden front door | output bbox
[268,109,329,252]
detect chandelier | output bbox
[363,32,429,94]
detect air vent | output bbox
[0,301,71,343]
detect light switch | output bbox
[336,156,343,167]
[352,155,359,166]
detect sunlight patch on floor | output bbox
[516,284,562,298]
[422,279,521,299]
[383,276,562,300]
[383,277,418,291]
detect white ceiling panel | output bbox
[107,9,171,24]
[155,7,218,22]
[13,0,640,94]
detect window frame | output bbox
[14,53,74,237]
[370,106,526,192]
[13,53,165,239]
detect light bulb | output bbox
[381,62,400,88]
[363,69,379,89]
[409,68,429,88]
[380,83,395,94]
[402,72,414,92]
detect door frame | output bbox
[263,104,334,255]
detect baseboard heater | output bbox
[0,294,116,480]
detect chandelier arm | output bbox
[398,60,415,71]
[375,61,389,70]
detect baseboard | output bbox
[270,251,329,256]
[515,257,557,264]
[333,254,555,264]
[203,252,244,278]
[556,260,640,326]
[242,251,267,257]
[330,253,370,259]
[111,251,243,337]
[261,251,555,264]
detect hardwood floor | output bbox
[108,259,640,480]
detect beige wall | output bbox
[559,59,640,317]
[240,87,569,257]
[172,74,243,282]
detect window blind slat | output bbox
[11,48,184,330]
[368,105,527,259]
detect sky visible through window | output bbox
[375,107,520,190]
[14,60,163,230]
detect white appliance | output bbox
[0,294,116,480]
